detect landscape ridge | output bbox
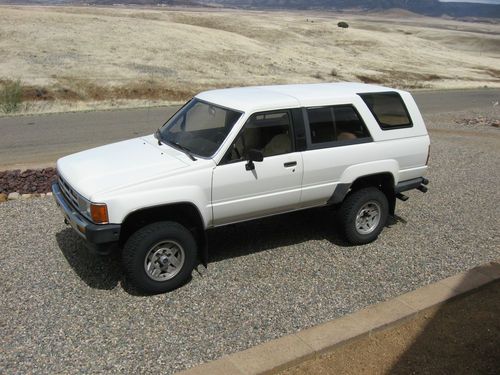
[1,0,499,19]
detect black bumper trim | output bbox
[395,177,429,194]
[52,182,121,245]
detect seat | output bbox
[263,133,291,157]
[337,131,357,141]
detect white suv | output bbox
[53,83,430,293]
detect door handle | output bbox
[284,161,297,168]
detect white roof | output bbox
[195,82,398,113]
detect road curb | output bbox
[177,259,500,375]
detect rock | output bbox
[46,192,53,197]
[0,167,56,195]
[21,194,32,199]
[0,193,7,202]
[8,192,20,200]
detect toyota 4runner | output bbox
[53,83,430,293]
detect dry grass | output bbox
[0,5,499,115]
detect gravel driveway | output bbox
[1,110,499,374]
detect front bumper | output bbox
[52,182,121,245]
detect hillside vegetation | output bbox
[0,5,499,114]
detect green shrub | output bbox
[1,80,22,113]
[337,21,349,29]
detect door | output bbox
[300,104,374,207]
[212,110,303,226]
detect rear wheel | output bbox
[338,187,389,245]
[122,221,197,294]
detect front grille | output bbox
[58,175,80,210]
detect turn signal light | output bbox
[90,203,109,224]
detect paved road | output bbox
[0,89,498,169]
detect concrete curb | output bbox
[177,259,500,375]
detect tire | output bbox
[122,221,198,294]
[338,187,389,245]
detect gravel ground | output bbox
[1,112,499,374]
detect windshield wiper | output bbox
[154,128,164,146]
[155,128,196,161]
[166,139,197,161]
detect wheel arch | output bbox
[330,172,397,215]
[119,202,208,266]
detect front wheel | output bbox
[338,187,389,245]
[122,221,198,294]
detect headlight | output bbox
[77,195,91,217]
[77,195,108,224]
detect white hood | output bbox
[57,135,191,199]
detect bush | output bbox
[312,72,323,80]
[337,21,349,29]
[1,80,22,113]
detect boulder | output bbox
[8,192,20,200]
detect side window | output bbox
[225,111,293,163]
[359,92,412,129]
[334,105,371,140]
[306,105,371,146]
[308,107,335,144]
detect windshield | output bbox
[159,99,242,158]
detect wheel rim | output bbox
[144,240,185,281]
[355,201,381,235]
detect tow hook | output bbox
[417,184,428,193]
[417,178,429,193]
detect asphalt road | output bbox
[0,89,499,169]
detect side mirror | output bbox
[248,149,264,162]
[245,149,263,171]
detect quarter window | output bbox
[307,105,371,145]
[359,92,412,129]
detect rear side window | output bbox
[359,92,412,130]
[306,105,371,146]
[308,107,335,144]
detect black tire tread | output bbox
[122,221,197,294]
[338,187,389,245]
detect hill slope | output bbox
[1,0,499,17]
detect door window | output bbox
[224,111,293,163]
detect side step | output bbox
[396,193,409,201]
